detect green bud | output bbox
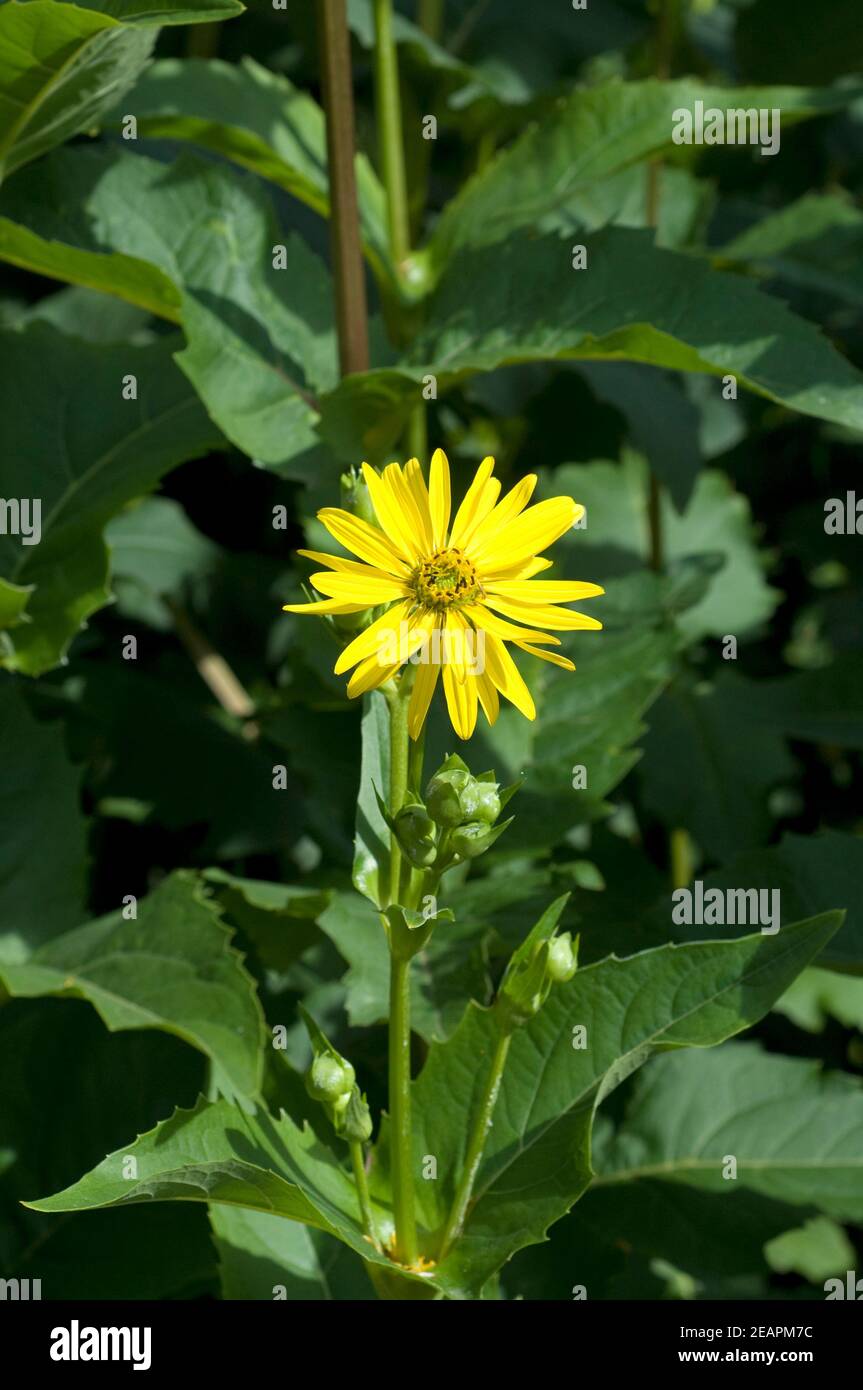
[306,1053,355,1106]
[546,933,577,983]
[497,943,551,1028]
[459,780,501,825]
[450,821,495,860]
[394,803,437,867]
[337,1088,373,1143]
[425,768,470,827]
[339,467,375,527]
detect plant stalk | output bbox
[349,1140,379,1248]
[388,950,418,1264]
[438,1023,511,1259]
[373,0,412,269]
[317,0,370,375]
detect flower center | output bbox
[411,548,483,610]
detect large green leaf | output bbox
[352,690,391,909]
[71,0,244,21]
[390,911,841,1296]
[26,1093,401,1280]
[318,890,489,1044]
[471,569,680,852]
[320,228,863,458]
[209,1205,373,1300]
[428,79,861,265]
[0,321,223,675]
[639,673,796,863]
[0,0,154,179]
[0,683,87,963]
[0,145,337,478]
[107,57,391,283]
[0,871,265,1100]
[595,1041,863,1221]
[551,456,780,640]
[720,194,863,310]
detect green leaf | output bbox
[26,1093,400,1279]
[0,322,223,675]
[428,79,861,265]
[109,57,391,282]
[677,831,863,974]
[394,911,841,1296]
[107,495,220,630]
[0,684,87,963]
[0,0,154,179]
[0,146,337,478]
[554,456,780,640]
[775,967,863,1034]
[475,568,679,850]
[0,871,265,1101]
[720,193,863,310]
[71,0,244,22]
[765,1218,856,1283]
[203,869,330,973]
[0,214,181,321]
[595,1041,863,1222]
[320,229,863,458]
[353,690,391,909]
[639,673,796,862]
[209,1204,373,1300]
[318,891,489,1044]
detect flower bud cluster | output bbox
[301,1007,373,1143]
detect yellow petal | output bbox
[319,508,411,575]
[475,670,500,726]
[466,474,536,553]
[449,455,495,548]
[469,602,560,646]
[361,464,422,562]
[483,631,536,721]
[347,652,400,698]
[429,448,451,549]
[515,642,575,671]
[486,596,602,631]
[442,660,478,739]
[481,556,553,581]
[297,549,400,581]
[282,598,370,614]
[485,579,604,603]
[408,650,441,740]
[404,458,435,550]
[471,497,583,569]
[310,571,407,604]
[384,463,434,556]
[334,601,411,675]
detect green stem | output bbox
[438,1023,512,1259]
[317,0,370,375]
[670,826,694,891]
[373,0,412,268]
[416,0,444,40]
[349,1140,379,1248]
[388,951,418,1265]
[386,683,411,905]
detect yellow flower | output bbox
[283,451,603,741]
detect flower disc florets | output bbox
[411,548,483,610]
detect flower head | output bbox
[283,451,602,740]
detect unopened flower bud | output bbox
[450,821,494,860]
[459,780,501,825]
[307,1053,355,1106]
[425,768,470,827]
[394,803,437,867]
[340,467,376,527]
[546,932,577,983]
